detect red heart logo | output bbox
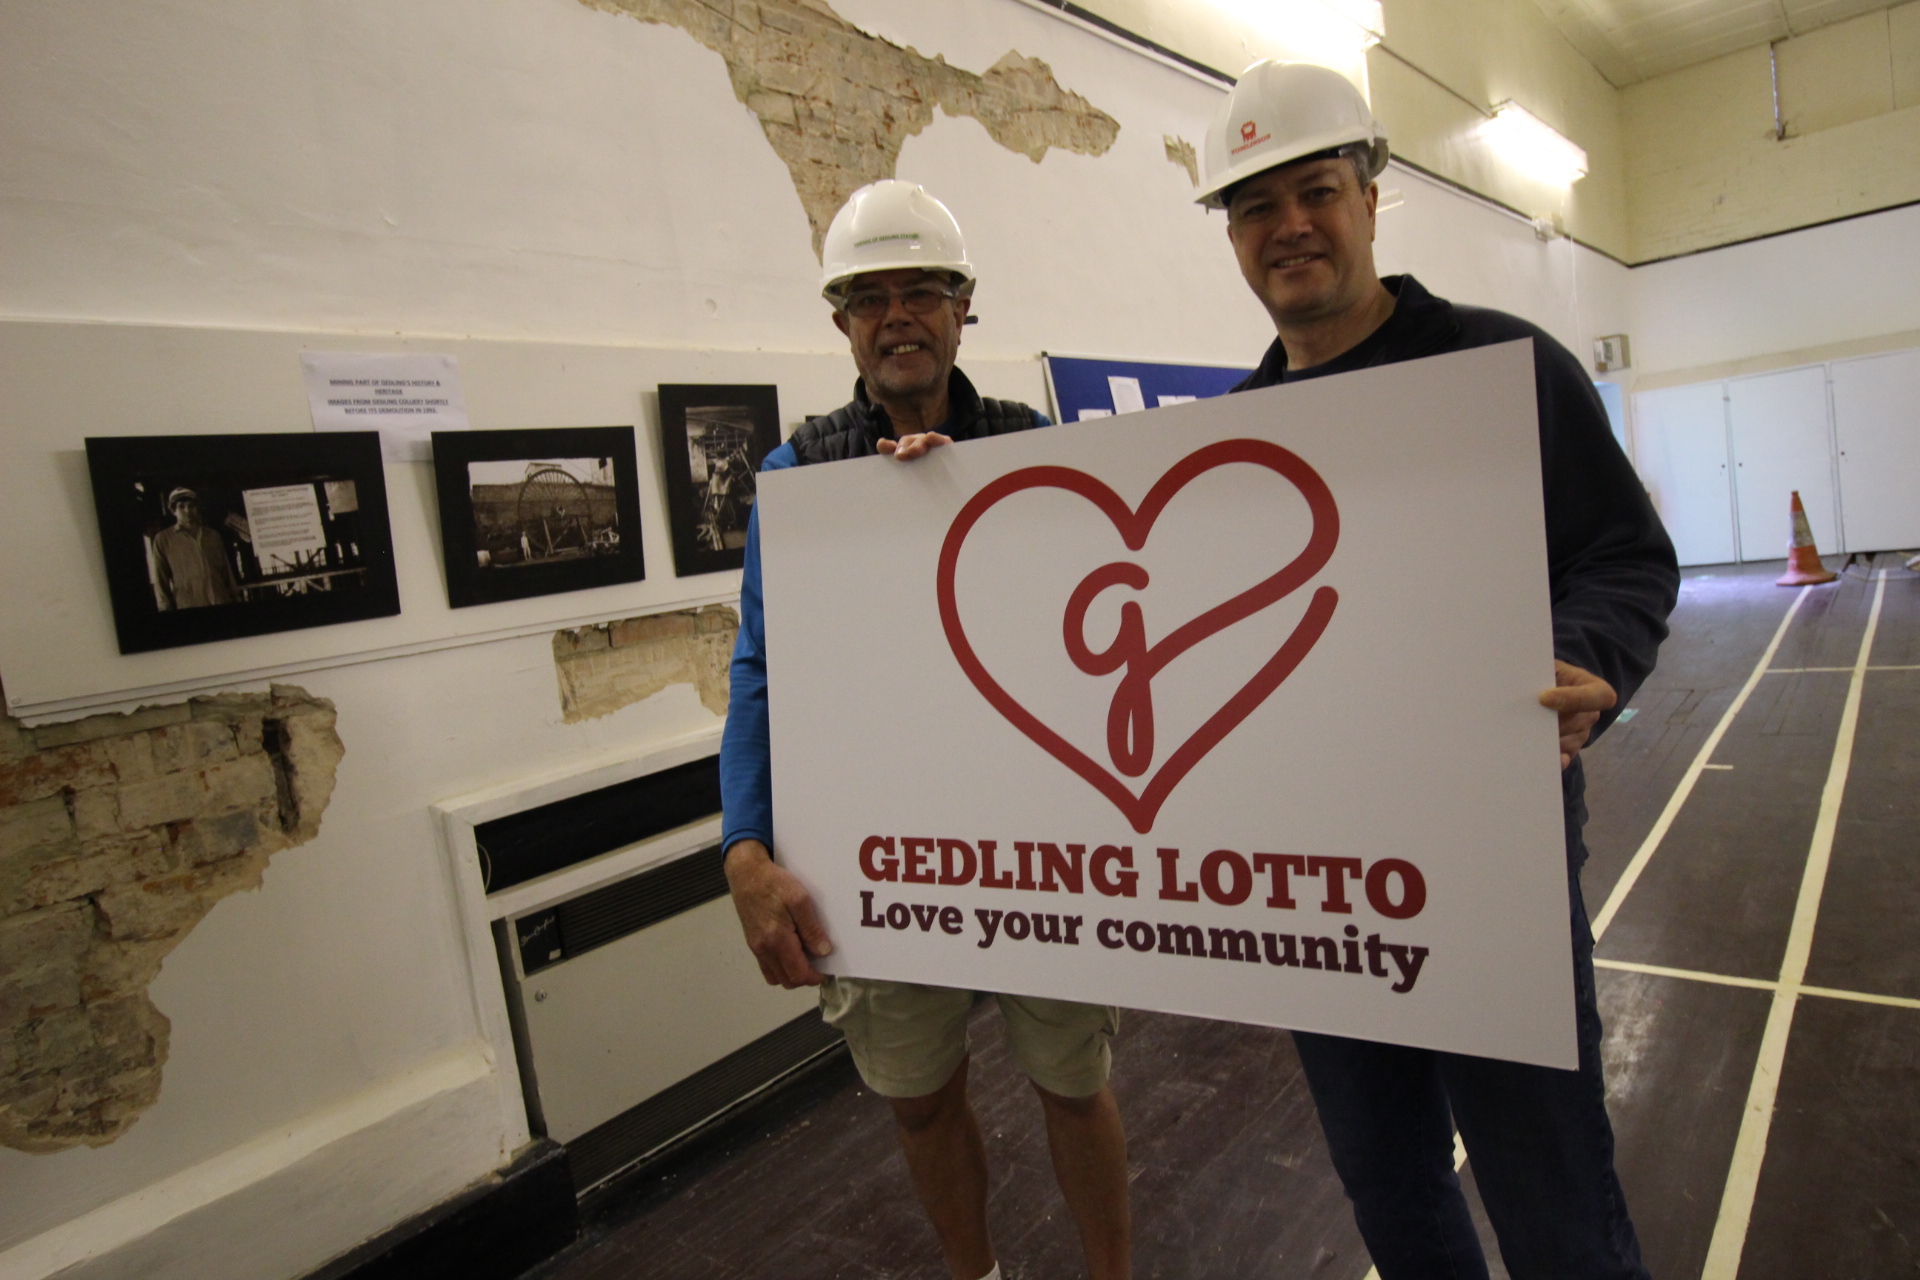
[936,438,1339,834]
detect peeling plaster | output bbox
[0,686,342,1153]
[578,0,1121,252]
[553,604,738,722]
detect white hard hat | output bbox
[1195,61,1389,210]
[820,180,974,300]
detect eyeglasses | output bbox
[839,283,962,321]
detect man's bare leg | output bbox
[1034,1082,1131,1280]
[890,1055,996,1280]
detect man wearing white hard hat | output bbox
[1196,61,1677,1278]
[719,180,1133,1280]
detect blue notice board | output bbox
[1042,353,1253,424]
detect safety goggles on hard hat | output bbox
[1221,142,1379,218]
[835,278,972,321]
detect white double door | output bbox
[1632,351,1920,567]
[1832,348,1920,553]
[1727,367,1839,563]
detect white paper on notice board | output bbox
[301,351,470,462]
[1107,376,1146,414]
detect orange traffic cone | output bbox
[1777,490,1837,586]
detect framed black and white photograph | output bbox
[84,432,400,654]
[657,384,781,576]
[430,426,645,608]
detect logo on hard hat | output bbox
[1230,119,1270,156]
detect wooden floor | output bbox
[527,553,1920,1280]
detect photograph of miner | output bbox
[136,476,371,611]
[430,425,645,608]
[657,383,780,577]
[84,431,400,654]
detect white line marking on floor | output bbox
[1765,666,1851,673]
[1594,959,1920,1010]
[1593,959,1777,992]
[1358,1134,1469,1280]
[1702,763,1734,771]
[1701,571,1888,1280]
[1800,984,1920,1011]
[1590,588,1812,943]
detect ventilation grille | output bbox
[515,843,728,975]
[477,754,721,894]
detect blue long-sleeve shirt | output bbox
[718,440,794,854]
[720,412,1049,854]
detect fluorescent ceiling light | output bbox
[1480,101,1588,187]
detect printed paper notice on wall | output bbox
[1106,375,1147,415]
[300,352,470,462]
[758,341,1577,1069]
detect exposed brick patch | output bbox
[0,684,342,1153]
[554,605,738,723]
[578,0,1120,253]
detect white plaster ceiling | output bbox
[1530,0,1906,85]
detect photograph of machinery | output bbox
[657,384,779,576]
[466,457,622,571]
[431,425,646,608]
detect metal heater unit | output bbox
[479,754,840,1193]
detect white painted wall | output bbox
[1375,164,1631,375]
[0,2,1676,1278]
[0,0,1257,366]
[1630,202,1920,380]
[1622,202,1920,568]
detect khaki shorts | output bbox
[819,976,1118,1100]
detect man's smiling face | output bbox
[1225,156,1380,330]
[833,268,970,405]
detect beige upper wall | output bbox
[1624,3,1920,261]
[1073,0,1920,265]
[1367,0,1628,256]
[1070,0,1631,256]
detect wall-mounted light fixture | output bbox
[1480,101,1588,187]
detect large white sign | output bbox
[759,342,1576,1068]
